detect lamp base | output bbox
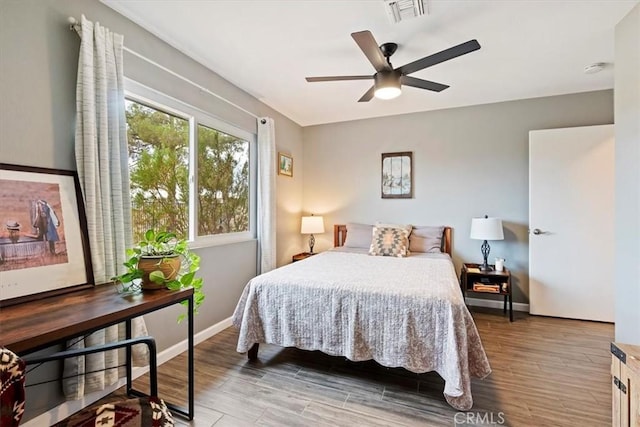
[480,240,491,271]
[308,234,315,254]
[479,263,493,272]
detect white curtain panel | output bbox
[66,15,147,399]
[257,118,276,273]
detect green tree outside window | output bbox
[125,100,249,242]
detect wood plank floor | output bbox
[109,308,614,426]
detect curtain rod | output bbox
[68,16,260,120]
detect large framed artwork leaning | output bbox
[0,164,94,306]
[381,151,413,199]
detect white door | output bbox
[529,124,614,322]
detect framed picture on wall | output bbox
[278,152,293,177]
[0,164,94,307]
[381,152,413,199]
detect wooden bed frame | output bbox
[333,224,452,256]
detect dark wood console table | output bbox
[0,284,194,420]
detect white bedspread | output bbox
[232,251,491,410]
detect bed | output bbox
[232,224,491,410]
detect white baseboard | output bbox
[466,297,529,312]
[157,316,233,365]
[22,316,233,427]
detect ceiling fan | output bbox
[305,31,480,102]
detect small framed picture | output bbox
[278,152,293,177]
[381,152,413,199]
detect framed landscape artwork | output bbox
[0,164,94,306]
[381,152,413,199]
[278,152,293,177]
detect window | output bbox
[126,100,190,240]
[124,82,255,245]
[197,124,249,237]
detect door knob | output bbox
[532,228,542,235]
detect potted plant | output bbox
[112,229,204,321]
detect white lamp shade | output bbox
[470,217,504,240]
[301,216,325,234]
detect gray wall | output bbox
[614,3,640,345]
[302,90,614,304]
[0,0,303,421]
[0,0,627,421]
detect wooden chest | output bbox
[612,342,640,427]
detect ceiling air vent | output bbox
[384,0,428,24]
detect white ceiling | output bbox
[102,0,638,126]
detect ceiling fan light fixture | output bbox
[374,71,402,100]
[375,86,402,100]
[305,31,479,102]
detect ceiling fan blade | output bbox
[401,76,449,92]
[306,75,372,82]
[398,39,481,76]
[358,86,375,102]
[351,31,392,72]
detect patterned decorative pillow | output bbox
[375,222,412,236]
[53,396,174,427]
[369,226,410,257]
[409,226,445,253]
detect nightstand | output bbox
[460,263,513,322]
[292,252,317,263]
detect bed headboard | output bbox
[333,224,452,256]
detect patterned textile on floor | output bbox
[0,348,25,427]
[53,396,174,427]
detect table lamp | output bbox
[470,215,504,271]
[301,215,325,254]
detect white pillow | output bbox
[343,223,374,248]
[409,226,445,253]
